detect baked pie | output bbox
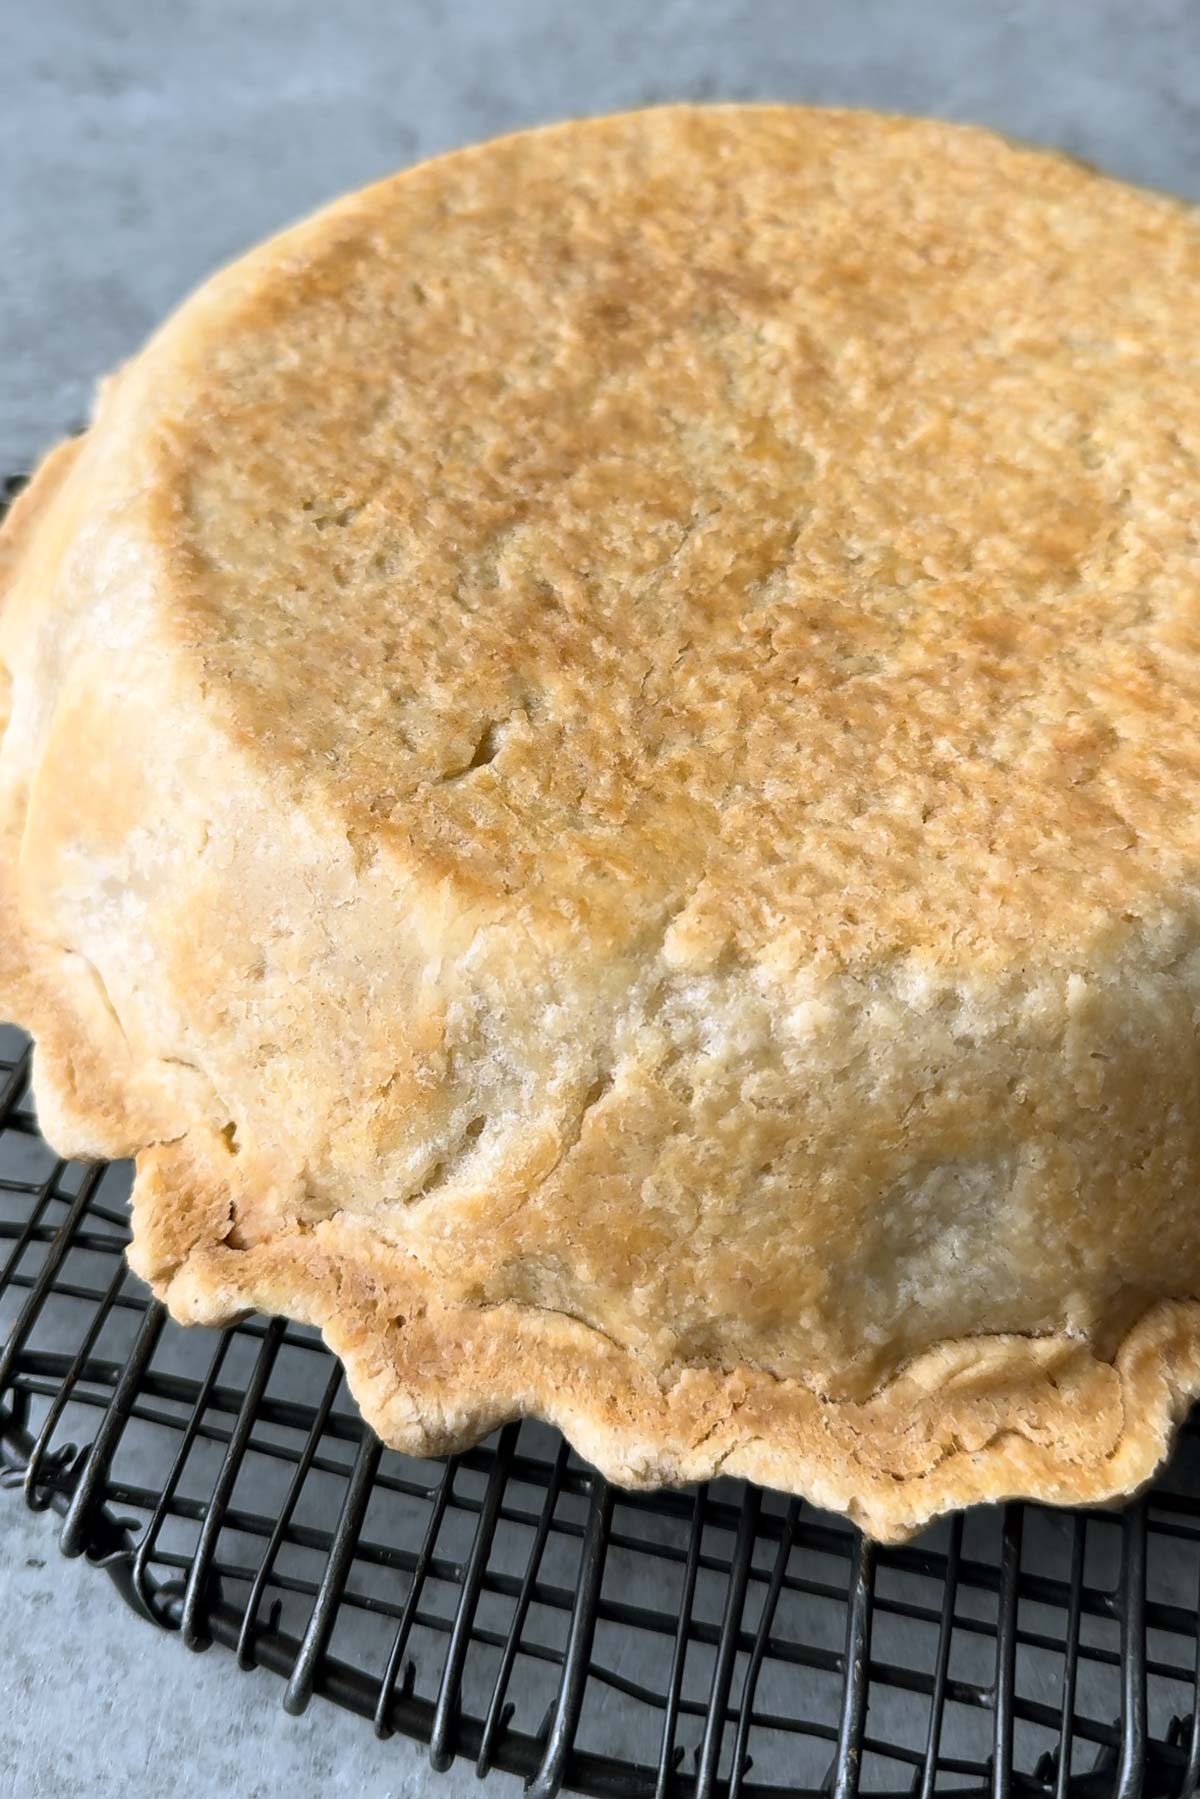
[5,105,1200,1539]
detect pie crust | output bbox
[5,106,1200,1539]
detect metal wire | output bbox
[2,470,1200,1799]
[5,1035,1200,1796]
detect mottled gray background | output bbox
[5,1,1200,1793]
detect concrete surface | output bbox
[0,1500,495,1799]
[4,1,1200,1794]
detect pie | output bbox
[5,105,1200,1541]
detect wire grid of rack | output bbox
[7,1029,1200,1799]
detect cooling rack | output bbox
[3,488,1200,1799]
[7,1034,1200,1799]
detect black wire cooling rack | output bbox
[6,1029,1200,1799]
[3,491,1200,1799]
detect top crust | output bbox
[5,106,1200,1537]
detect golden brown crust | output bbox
[6,106,1200,1538]
[161,1196,1200,1540]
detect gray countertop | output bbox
[4,2,1200,1794]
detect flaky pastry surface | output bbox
[5,106,1200,1537]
